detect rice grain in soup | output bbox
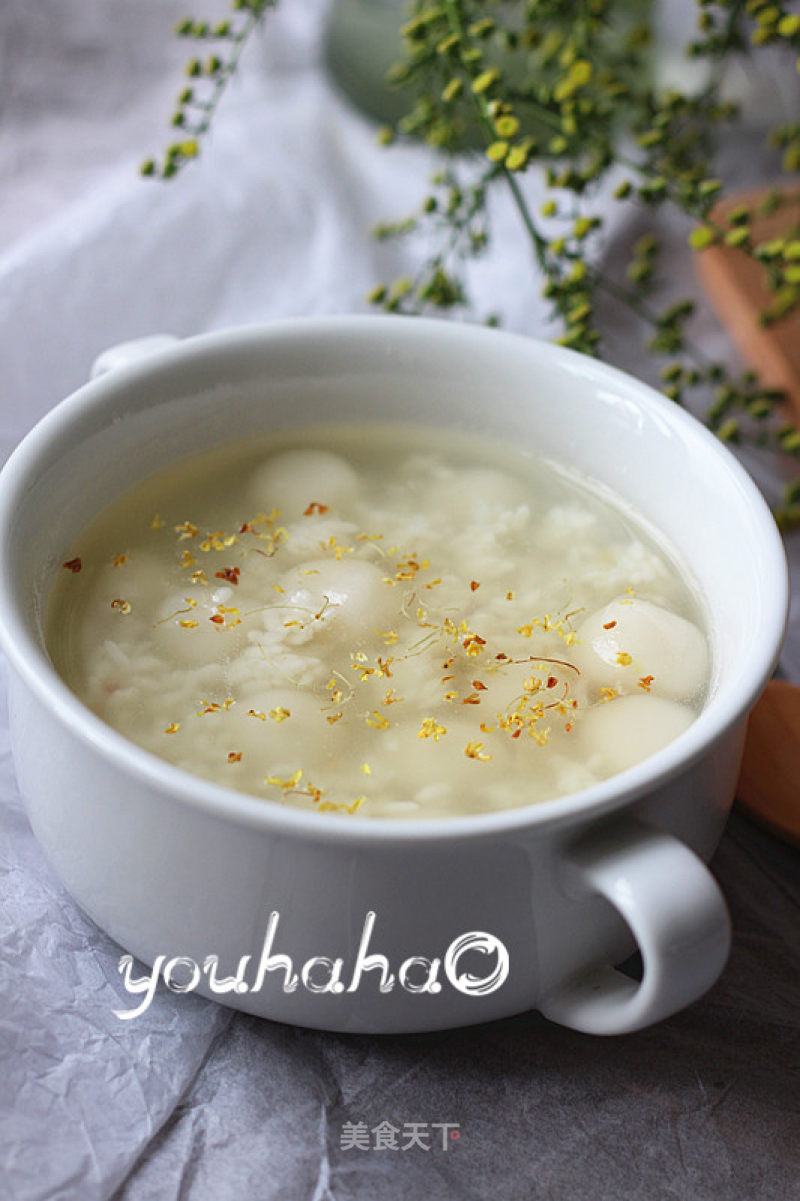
[45,424,710,819]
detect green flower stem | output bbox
[439,0,710,367]
[189,11,264,139]
[441,0,550,274]
[497,87,733,238]
[585,266,716,369]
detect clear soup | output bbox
[46,423,710,818]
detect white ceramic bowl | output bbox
[0,317,788,1035]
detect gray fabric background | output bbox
[1,3,798,1198]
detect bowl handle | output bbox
[539,818,731,1035]
[89,335,180,380]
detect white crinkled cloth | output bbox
[1,2,799,1200]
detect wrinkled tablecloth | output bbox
[1,2,798,1198]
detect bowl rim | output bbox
[0,315,789,845]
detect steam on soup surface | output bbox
[46,424,709,819]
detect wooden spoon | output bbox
[695,185,800,421]
[695,189,800,846]
[737,679,800,847]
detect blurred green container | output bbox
[324,0,410,127]
[324,0,654,143]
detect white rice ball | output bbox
[572,596,708,701]
[576,693,695,778]
[248,450,360,519]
